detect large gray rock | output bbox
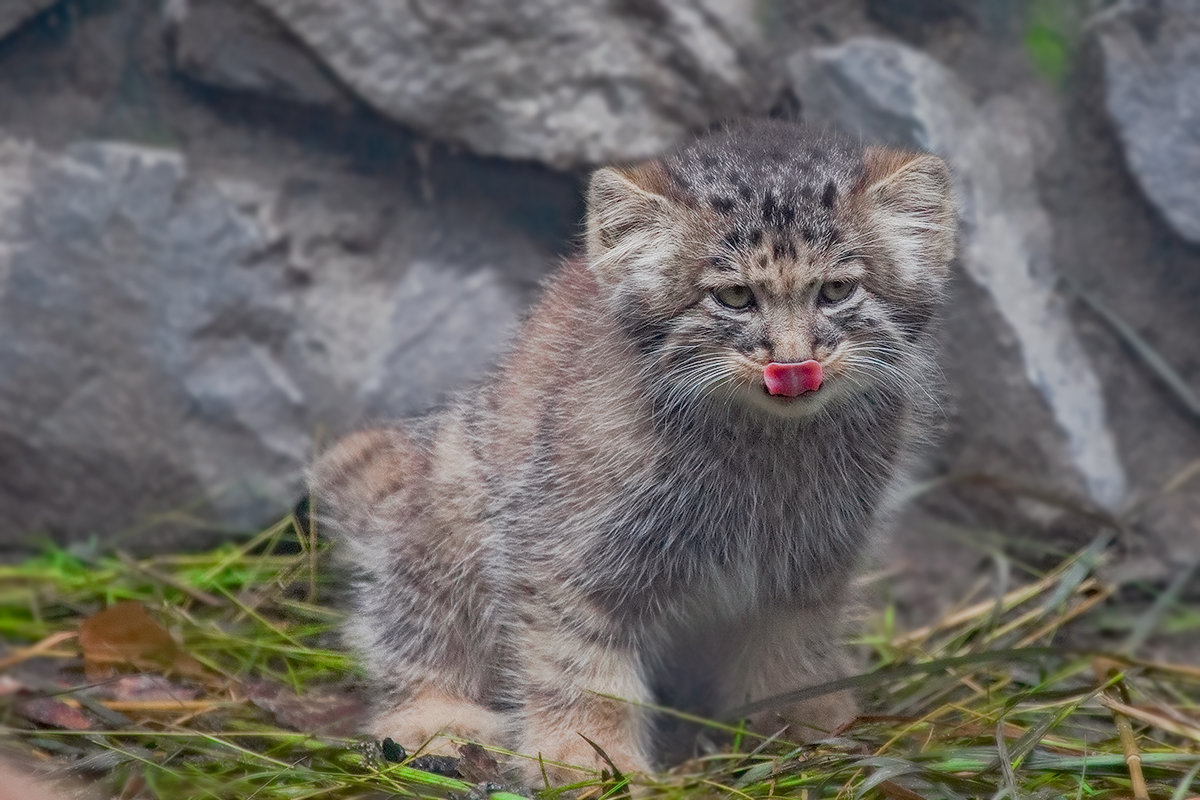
[0,0,56,41]
[0,136,552,550]
[791,38,1128,513]
[169,0,351,110]
[1095,0,1200,245]
[230,0,777,169]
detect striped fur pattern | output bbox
[311,120,956,783]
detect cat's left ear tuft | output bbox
[858,148,957,275]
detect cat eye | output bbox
[819,280,857,304]
[713,285,755,310]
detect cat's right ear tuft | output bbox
[585,162,674,284]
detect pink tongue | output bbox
[763,360,823,397]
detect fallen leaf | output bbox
[78,602,207,682]
[456,742,502,783]
[244,680,366,736]
[14,696,97,730]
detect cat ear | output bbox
[858,148,957,277]
[585,162,677,285]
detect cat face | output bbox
[586,121,956,420]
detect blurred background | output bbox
[0,0,1196,636]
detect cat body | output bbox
[313,120,955,782]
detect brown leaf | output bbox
[244,680,366,736]
[455,742,502,783]
[14,696,97,730]
[78,602,207,682]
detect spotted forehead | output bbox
[665,122,865,257]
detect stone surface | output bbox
[0,0,1196,630]
[244,0,777,168]
[1048,37,1200,589]
[864,0,975,42]
[0,0,56,41]
[169,0,351,111]
[1095,0,1200,245]
[790,38,1127,512]
[0,136,553,550]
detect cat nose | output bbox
[763,360,823,397]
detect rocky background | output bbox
[0,0,1197,626]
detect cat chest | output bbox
[568,461,875,623]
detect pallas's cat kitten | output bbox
[312,120,955,782]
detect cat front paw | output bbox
[370,692,513,757]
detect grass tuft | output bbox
[1,512,1198,799]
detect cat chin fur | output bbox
[310,121,954,782]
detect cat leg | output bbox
[717,604,858,743]
[513,613,655,786]
[312,424,513,756]
[358,585,512,758]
